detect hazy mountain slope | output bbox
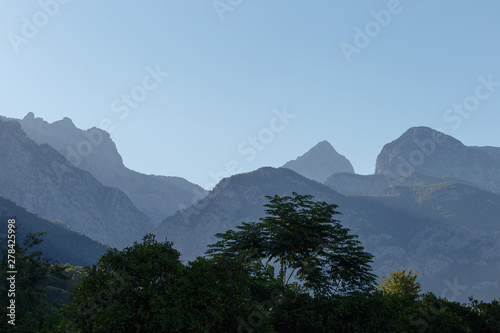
[375,127,500,194]
[324,171,472,196]
[283,141,354,183]
[473,146,500,165]
[373,182,500,232]
[155,167,500,302]
[155,167,347,260]
[0,197,109,266]
[364,182,500,301]
[0,119,152,248]
[10,113,205,225]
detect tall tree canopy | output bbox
[207,192,376,297]
[61,234,260,332]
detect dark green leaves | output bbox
[207,192,376,297]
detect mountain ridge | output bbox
[2,113,206,225]
[155,165,500,302]
[375,126,500,194]
[0,118,152,248]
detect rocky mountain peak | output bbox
[0,118,153,248]
[18,113,124,168]
[12,113,205,225]
[282,140,354,183]
[375,126,500,194]
[23,111,35,120]
[55,116,77,129]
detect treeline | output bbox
[1,193,499,332]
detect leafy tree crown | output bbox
[207,192,376,297]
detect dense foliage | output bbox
[1,194,500,332]
[60,234,272,332]
[377,268,421,300]
[207,193,376,297]
[0,231,75,332]
[269,292,500,333]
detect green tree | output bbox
[376,268,421,299]
[269,293,403,333]
[179,256,271,332]
[0,230,70,332]
[60,234,184,332]
[61,234,263,332]
[207,192,376,297]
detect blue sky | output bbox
[1,1,499,188]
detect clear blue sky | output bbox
[1,1,499,189]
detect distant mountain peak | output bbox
[8,113,206,225]
[23,112,35,120]
[56,116,77,128]
[309,140,341,155]
[282,140,354,183]
[375,126,500,194]
[315,140,334,148]
[22,112,79,131]
[0,118,153,248]
[397,126,465,147]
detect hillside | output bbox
[0,119,152,248]
[6,113,206,225]
[0,196,109,266]
[155,167,500,302]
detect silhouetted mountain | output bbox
[155,167,343,261]
[0,119,152,248]
[156,167,500,302]
[283,141,354,183]
[0,197,108,266]
[375,127,500,194]
[7,113,206,225]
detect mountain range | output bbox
[3,113,206,226]
[375,127,500,194]
[154,166,500,302]
[0,114,498,302]
[319,127,500,197]
[0,119,152,248]
[154,126,500,302]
